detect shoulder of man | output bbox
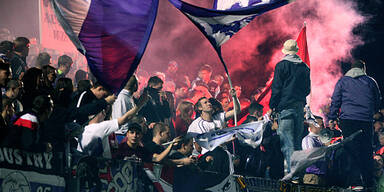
[188,117,201,128]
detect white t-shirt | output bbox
[112,89,135,134]
[77,119,119,158]
[187,112,226,154]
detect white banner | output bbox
[0,168,65,192]
[195,121,265,151]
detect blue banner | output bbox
[0,168,65,192]
[52,0,159,93]
[0,147,65,192]
[72,157,148,192]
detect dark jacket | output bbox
[71,90,106,125]
[41,100,108,152]
[328,68,381,122]
[10,53,27,80]
[139,87,171,123]
[269,54,310,111]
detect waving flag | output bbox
[169,0,294,72]
[296,23,310,67]
[193,121,265,151]
[282,130,362,181]
[51,0,159,93]
[169,0,293,51]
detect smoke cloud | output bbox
[140,0,365,113]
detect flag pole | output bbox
[217,49,238,155]
[217,49,238,127]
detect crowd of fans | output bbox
[0,35,384,191]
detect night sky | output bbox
[350,0,384,105]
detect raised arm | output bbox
[117,93,149,126]
[225,89,240,121]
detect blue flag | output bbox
[52,0,159,93]
[169,0,293,51]
[169,0,294,73]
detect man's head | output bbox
[0,59,11,87]
[75,70,88,84]
[92,104,112,124]
[282,39,299,55]
[218,94,230,112]
[42,65,56,83]
[167,60,178,73]
[175,85,188,99]
[0,28,12,41]
[0,40,14,59]
[175,136,194,156]
[351,59,366,72]
[154,72,166,82]
[234,85,242,98]
[248,102,263,118]
[198,64,212,83]
[32,95,54,122]
[374,154,384,171]
[314,115,325,129]
[147,76,163,90]
[309,118,323,135]
[124,75,138,93]
[214,75,224,86]
[177,100,194,119]
[152,122,171,144]
[77,80,92,93]
[126,123,143,148]
[374,121,383,133]
[6,80,21,99]
[130,115,148,134]
[57,55,73,75]
[270,111,279,130]
[35,52,51,68]
[90,81,109,99]
[13,37,30,57]
[194,97,213,115]
[209,97,223,114]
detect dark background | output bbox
[350,0,384,105]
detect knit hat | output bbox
[282,39,299,55]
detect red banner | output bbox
[39,0,77,52]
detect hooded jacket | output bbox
[269,54,311,111]
[328,68,381,122]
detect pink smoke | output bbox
[140,0,364,114]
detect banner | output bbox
[0,147,63,175]
[0,168,65,192]
[143,163,174,192]
[52,0,159,93]
[195,121,265,151]
[0,147,65,192]
[71,157,148,192]
[282,130,362,181]
[39,0,77,52]
[143,162,238,192]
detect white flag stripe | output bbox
[195,121,265,151]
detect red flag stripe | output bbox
[13,113,39,130]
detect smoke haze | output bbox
[140,0,364,113]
